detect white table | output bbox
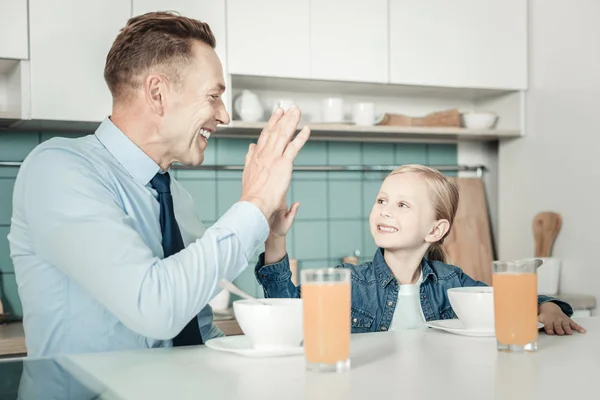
[59,317,596,400]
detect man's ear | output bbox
[144,74,170,116]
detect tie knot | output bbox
[150,172,171,194]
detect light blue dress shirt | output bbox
[8,117,269,357]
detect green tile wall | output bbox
[0,132,457,315]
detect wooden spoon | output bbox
[533,212,562,257]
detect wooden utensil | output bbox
[442,177,494,285]
[377,108,461,127]
[533,212,562,257]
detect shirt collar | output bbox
[372,248,438,287]
[94,117,161,186]
[421,257,438,284]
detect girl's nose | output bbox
[380,206,392,218]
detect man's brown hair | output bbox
[104,11,216,101]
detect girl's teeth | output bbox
[379,226,397,233]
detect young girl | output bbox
[255,164,585,336]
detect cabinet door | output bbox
[0,0,28,59]
[390,0,527,90]
[310,0,388,83]
[29,0,131,121]
[133,0,229,110]
[227,0,310,78]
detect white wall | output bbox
[498,0,600,299]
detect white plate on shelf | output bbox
[205,336,304,358]
[426,319,544,337]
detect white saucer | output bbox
[205,336,304,358]
[426,319,545,337]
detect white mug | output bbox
[537,257,561,295]
[321,98,344,122]
[272,99,295,112]
[352,102,375,126]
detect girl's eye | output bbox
[377,198,386,204]
[399,202,408,208]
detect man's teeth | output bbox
[200,129,211,139]
[379,225,397,233]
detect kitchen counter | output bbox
[0,310,242,358]
[3,317,592,400]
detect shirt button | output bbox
[353,318,358,324]
[387,301,393,307]
[380,326,387,331]
[422,295,427,300]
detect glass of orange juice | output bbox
[492,260,538,352]
[300,268,351,372]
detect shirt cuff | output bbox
[537,295,574,317]
[255,252,292,283]
[214,201,270,258]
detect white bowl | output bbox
[232,298,303,349]
[447,287,495,331]
[461,111,498,130]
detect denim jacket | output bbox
[255,248,573,334]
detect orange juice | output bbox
[493,273,538,346]
[301,282,351,364]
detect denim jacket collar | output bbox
[372,248,438,287]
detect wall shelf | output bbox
[218,121,521,144]
[0,119,521,144]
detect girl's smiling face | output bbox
[369,172,439,252]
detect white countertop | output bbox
[59,317,596,400]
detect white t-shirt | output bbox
[390,268,427,331]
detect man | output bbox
[8,11,309,358]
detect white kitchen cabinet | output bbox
[310,0,388,83]
[133,1,227,67]
[28,0,131,121]
[133,0,229,111]
[226,0,310,79]
[0,0,28,60]
[389,0,527,90]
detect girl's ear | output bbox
[425,219,450,244]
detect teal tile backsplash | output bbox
[179,180,218,221]
[329,220,363,260]
[292,180,328,220]
[0,179,15,225]
[362,143,395,165]
[0,226,12,273]
[0,132,457,317]
[0,273,21,318]
[293,220,329,260]
[395,143,428,165]
[328,181,362,219]
[328,142,361,180]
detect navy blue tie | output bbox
[151,171,203,346]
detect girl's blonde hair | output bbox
[387,164,459,263]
